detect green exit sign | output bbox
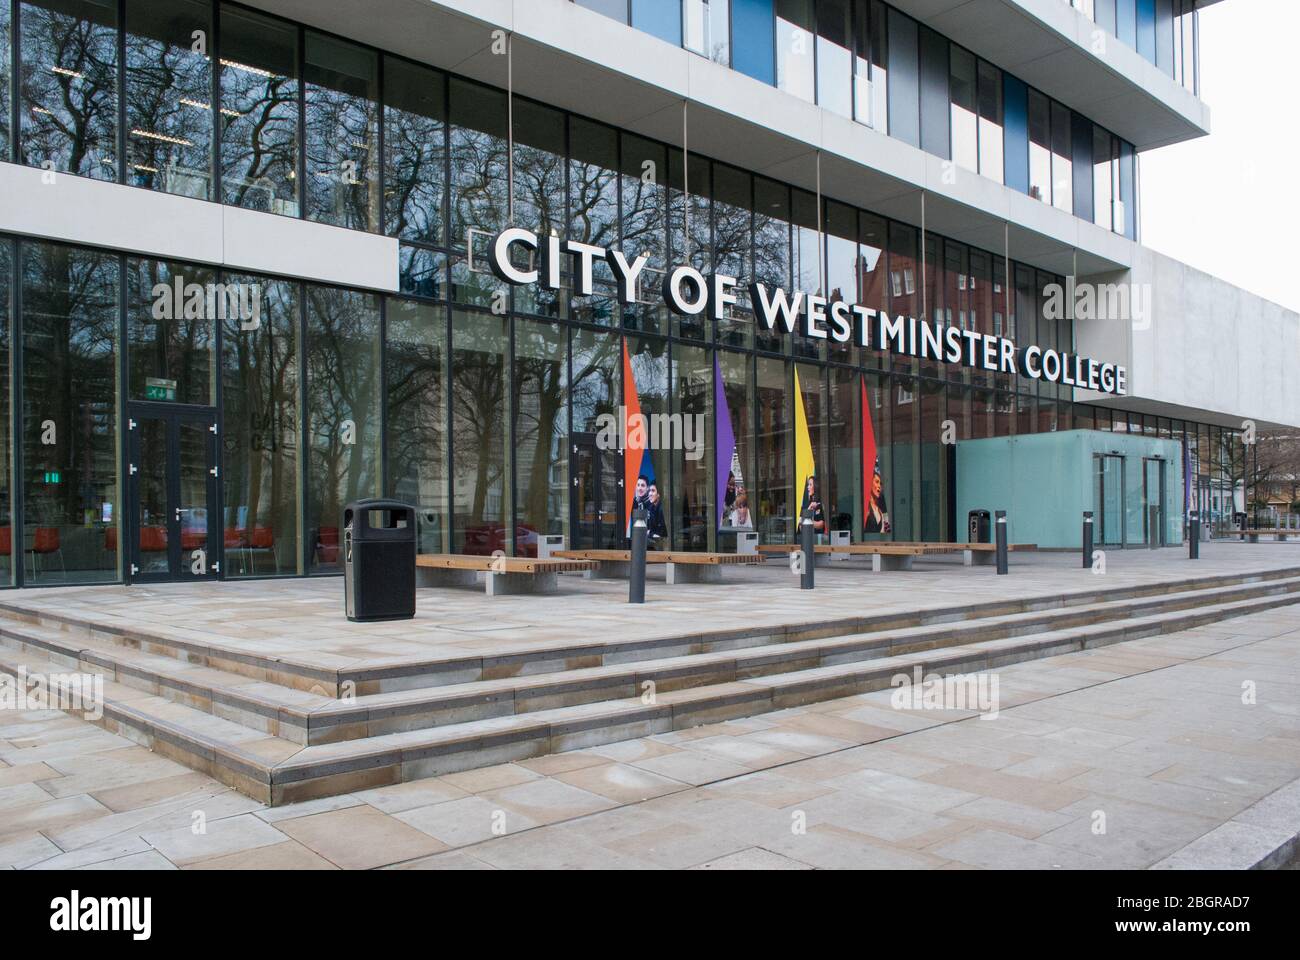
[145,377,177,401]
[43,471,60,484]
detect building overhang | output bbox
[887,0,1212,150]
[248,0,1135,279]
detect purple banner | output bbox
[715,354,736,529]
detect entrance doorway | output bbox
[1094,453,1126,546]
[1142,456,1168,547]
[570,433,623,549]
[126,403,219,582]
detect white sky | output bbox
[1140,0,1300,313]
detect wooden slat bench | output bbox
[1238,529,1300,543]
[881,541,1038,565]
[415,554,597,596]
[554,549,762,584]
[756,542,931,571]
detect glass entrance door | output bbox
[127,404,218,581]
[1095,453,1126,546]
[570,433,623,549]
[1143,457,1167,546]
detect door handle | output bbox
[175,508,182,522]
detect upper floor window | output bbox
[1028,90,1051,205]
[19,0,119,181]
[976,59,1003,184]
[219,4,299,216]
[684,0,730,65]
[852,0,887,132]
[776,0,815,103]
[815,0,852,119]
[574,0,629,22]
[1051,100,1073,214]
[949,46,977,174]
[304,32,379,232]
[124,0,213,199]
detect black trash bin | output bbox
[343,499,416,622]
[968,509,992,544]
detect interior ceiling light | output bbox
[130,128,194,147]
[220,58,275,79]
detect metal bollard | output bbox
[629,509,647,604]
[1148,505,1159,549]
[1189,511,1200,560]
[799,511,815,590]
[1082,511,1093,570]
[995,510,1008,575]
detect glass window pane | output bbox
[219,4,299,215]
[684,0,729,65]
[568,116,618,326]
[451,310,508,555]
[627,333,669,541]
[713,162,753,349]
[1093,126,1113,230]
[633,0,682,46]
[671,341,710,550]
[1,3,10,157]
[306,286,382,573]
[621,132,668,334]
[718,349,754,551]
[124,0,213,198]
[869,0,888,132]
[223,275,300,577]
[20,0,119,180]
[386,298,447,555]
[949,46,977,173]
[667,148,709,339]
[977,59,1002,184]
[1027,89,1050,204]
[776,0,815,103]
[305,32,378,231]
[126,258,217,406]
[449,78,508,250]
[21,240,119,584]
[792,189,823,361]
[825,200,856,363]
[514,318,568,555]
[753,177,790,355]
[815,0,852,118]
[756,356,791,542]
[0,241,11,586]
[383,57,445,245]
[1051,100,1073,214]
[512,99,565,318]
[575,0,629,22]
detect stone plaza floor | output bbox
[2,540,1299,680]
[1,540,1298,870]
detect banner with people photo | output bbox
[794,369,824,536]
[622,339,666,546]
[861,375,892,535]
[715,354,752,532]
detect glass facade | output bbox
[0,0,1145,241]
[0,1,1241,586]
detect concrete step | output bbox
[2,564,1298,699]
[4,573,1299,747]
[3,584,1298,805]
